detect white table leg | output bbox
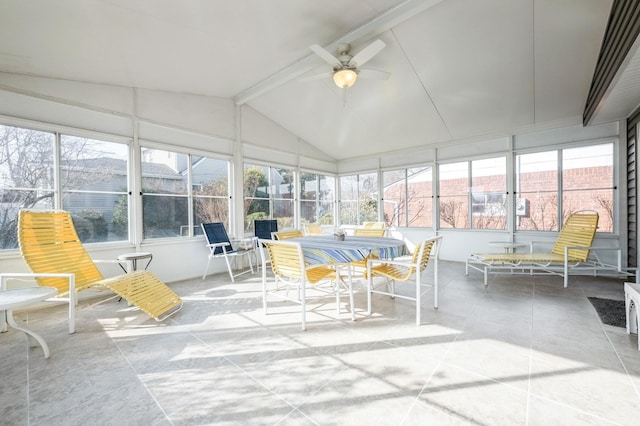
[6,309,50,358]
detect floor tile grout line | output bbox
[106,316,177,426]
[399,281,488,425]
[525,279,536,426]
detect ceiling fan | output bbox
[307,39,391,90]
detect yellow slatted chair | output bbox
[261,239,354,330]
[17,210,182,333]
[366,236,442,326]
[349,228,387,277]
[272,230,303,240]
[353,228,386,237]
[304,223,324,235]
[466,210,601,288]
[362,222,385,229]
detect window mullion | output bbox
[53,132,62,209]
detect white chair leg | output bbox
[367,271,372,316]
[434,257,439,309]
[202,256,213,280]
[300,282,306,331]
[224,255,235,283]
[416,275,421,326]
[348,266,355,321]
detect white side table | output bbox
[625,282,640,350]
[0,286,58,358]
[117,252,153,273]
[488,241,526,253]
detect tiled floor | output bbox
[2,261,640,425]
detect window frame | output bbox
[140,142,232,241]
[514,139,616,234]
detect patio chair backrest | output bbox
[255,219,278,240]
[273,230,303,240]
[304,223,323,235]
[362,222,385,229]
[262,240,305,280]
[354,228,385,237]
[201,222,234,255]
[18,210,104,295]
[551,211,599,261]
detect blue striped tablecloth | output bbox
[287,235,409,265]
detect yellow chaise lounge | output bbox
[9,210,182,333]
[466,211,624,288]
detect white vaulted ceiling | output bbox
[0,0,621,160]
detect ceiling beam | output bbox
[233,0,444,105]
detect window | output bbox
[141,148,231,239]
[0,125,55,249]
[471,157,506,230]
[0,124,132,248]
[141,148,189,239]
[439,157,506,230]
[382,167,432,227]
[192,156,230,234]
[61,135,129,242]
[515,151,559,231]
[438,162,469,229]
[300,172,335,225]
[515,143,613,232]
[243,163,295,232]
[339,172,378,225]
[562,144,613,232]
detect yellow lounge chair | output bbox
[15,210,182,333]
[466,210,623,287]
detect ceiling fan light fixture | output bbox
[333,69,358,88]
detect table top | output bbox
[0,287,58,310]
[117,252,153,261]
[287,235,408,264]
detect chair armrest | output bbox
[206,242,230,249]
[530,240,553,252]
[580,246,621,251]
[0,272,74,290]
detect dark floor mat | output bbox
[587,297,626,328]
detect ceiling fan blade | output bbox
[310,44,341,66]
[299,72,333,83]
[350,39,386,67]
[357,69,391,80]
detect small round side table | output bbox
[117,252,153,273]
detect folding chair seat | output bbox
[366,236,442,325]
[202,222,256,282]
